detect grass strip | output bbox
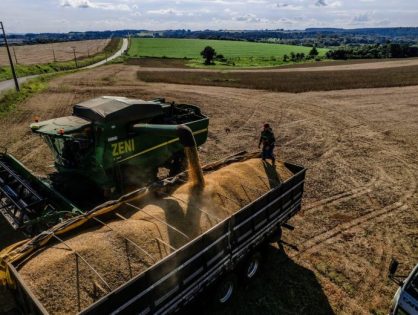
[0,74,56,115]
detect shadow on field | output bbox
[185,245,334,315]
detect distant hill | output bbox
[305,28,345,32]
[2,27,418,47]
[306,27,418,37]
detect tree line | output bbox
[326,43,418,60]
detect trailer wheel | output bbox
[245,253,261,279]
[240,252,262,281]
[269,226,282,244]
[214,274,236,305]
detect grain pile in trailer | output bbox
[18,158,293,314]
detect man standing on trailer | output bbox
[258,123,276,165]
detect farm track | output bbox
[0,64,417,315]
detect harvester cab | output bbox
[0,96,208,234]
[31,116,94,170]
[31,96,208,197]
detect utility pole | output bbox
[0,21,20,92]
[71,46,78,68]
[52,44,56,62]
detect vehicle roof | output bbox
[30,116,91,135]
[73,96,166,123]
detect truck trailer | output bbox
[2,152,306,315]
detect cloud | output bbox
[60,0,130,11]
[276,3,303,10]
[234,13,262,22]
[353,12,370,22]
[147,8,211,17]
[314,0,342,8]
[61,0,91,8]
[328,1,342,8]
[147,8,185,16]
[315,0,327,6]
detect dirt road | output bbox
[0,64,417,314]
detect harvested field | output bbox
[18,159,293,314]
[138,64,418,93]
[0,39,110,66]
[0,64,417,315]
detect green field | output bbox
[128,38,328,68]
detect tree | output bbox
[290,52,296,62]
[200,46,216,65]
[309,46,319,57]
[283,54,289,62]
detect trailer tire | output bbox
[268,226,282,244]
[214,274,237,305]
[239,252,261,282]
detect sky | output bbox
[1,0,418,33]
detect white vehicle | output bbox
[388,259,418,315]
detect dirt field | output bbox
[0,39,110,66]
[138,65,418,93]
[0,64,417,314]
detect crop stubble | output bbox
[0,64,417,315]
[0,39,110,66]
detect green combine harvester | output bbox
[0,96,208,235]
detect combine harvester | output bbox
[0,96,208,235]
[0,96,306,315]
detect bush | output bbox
[215,54,227,62]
